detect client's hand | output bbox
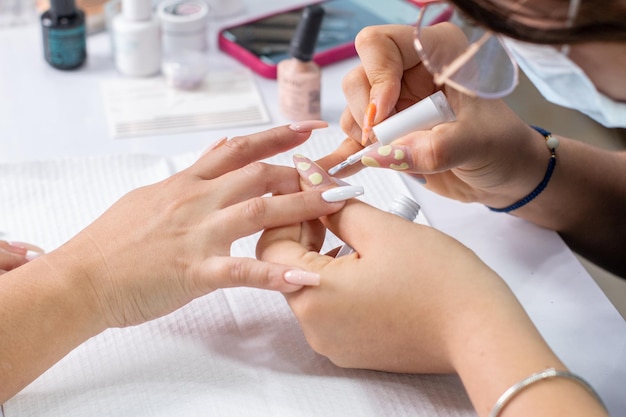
[56,123,353,329]
[0,240,44,274]
[1,122,356,402]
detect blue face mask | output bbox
[503,38,626,129]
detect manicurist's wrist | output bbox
[478,125,553,210]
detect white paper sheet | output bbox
[0,127,473,417]
[101,68,271,139]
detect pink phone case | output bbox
[218,4,357,79]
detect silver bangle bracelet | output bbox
[489,368,608,417]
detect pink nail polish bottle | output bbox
[277,5,325,121]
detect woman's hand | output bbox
[23,123,352,331]
[324,24,550,209]
[256,155,527,374]
[0,241,44,274]
[256,156,610,417]
[1,122,355,401]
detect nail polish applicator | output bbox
[328,91,455,175]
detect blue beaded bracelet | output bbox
[487,126,559,213]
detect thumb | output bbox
[199,256,321,294]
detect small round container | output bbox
[157,0,210,55]
[162,50,210,90]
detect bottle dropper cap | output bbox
[49,0,77,16]
[388,195,421,222]
[289,5,325,62]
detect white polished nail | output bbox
[321,185,364,202]
[25,251,42,261]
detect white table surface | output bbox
[1,1,625,416]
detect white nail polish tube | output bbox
[371,90,455,145]
[321,185,364,202]
[328,91,455,175]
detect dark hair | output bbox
[450,0,626,44]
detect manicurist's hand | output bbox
[256,155,609,417]
[331,23,626,276]
[0,122,349,402]
[322,24,550,211]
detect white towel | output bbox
[1,128,474,417]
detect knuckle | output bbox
[256,272,274,289]
[242,196,268,223]
[265,126,283,142]
[339,117,361,144]
[240,161,268,179]
[354,26,379,50]
[423,137,445,172]
[227,261,248,286]
[341,68,364,94]
[223,134,252,156]
[225,260,277,289]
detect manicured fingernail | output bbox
[25,251,42,261]
[284,269,321,286]
[361,100,377,146]
[5,242,28,255]
[200,137,227,156]
[332,177,351,186]
[288,120,329,132]
[321,185,364,202]
[7,241,44,256]
[361,144,413,171]
[293,154,334,187]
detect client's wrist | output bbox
[43,244,110,336]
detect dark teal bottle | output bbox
[41,0,87,70]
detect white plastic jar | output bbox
[157,0,210,55]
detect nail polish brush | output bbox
[328,91,455,175]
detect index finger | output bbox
[188,122,328,180]
[353,25,420,123]
[209,190,345,244]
